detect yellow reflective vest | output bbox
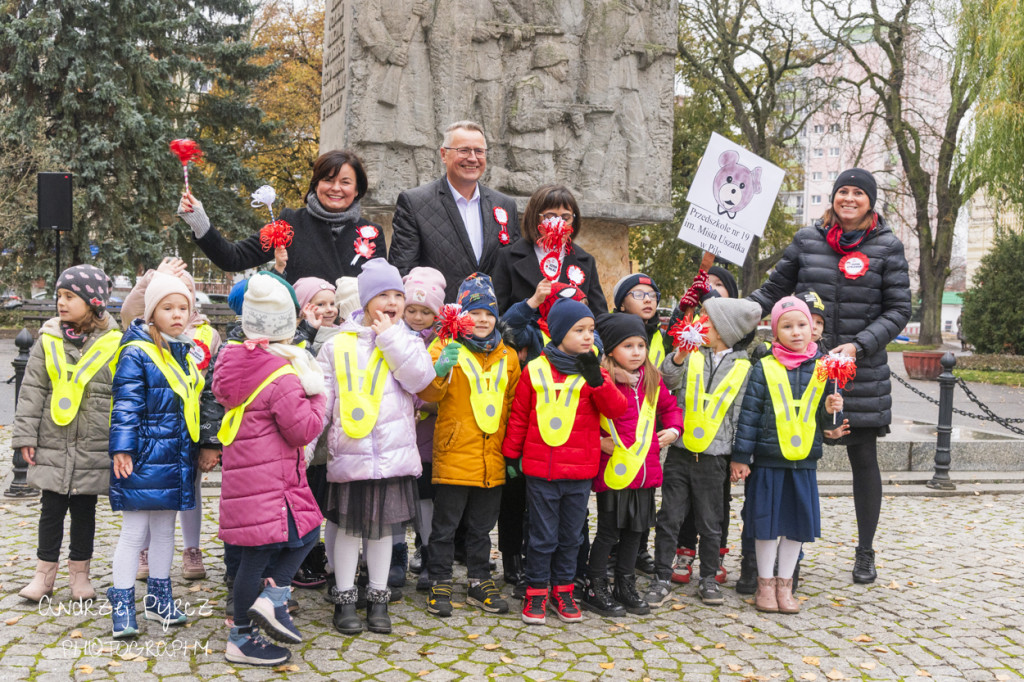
[333,332,389,439]
[456,346,509,434]
[527,355,585,447]
[681,351,751,453]
[762,356,826,461]
[41,329,122,426]
[120,340,205,442]
[217,365,297,445]
[600,396,657,489]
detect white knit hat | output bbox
[144,272,194,324]
[242,272,297,342]
[334,276,360,322]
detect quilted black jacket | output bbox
[491,237,609,317]
[388,177,520,302]
[747,215,911,429]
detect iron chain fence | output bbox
[890,370,1024,436]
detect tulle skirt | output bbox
[325,476,418,541]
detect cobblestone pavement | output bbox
[1,428,1022,681]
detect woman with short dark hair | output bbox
[746,168,911,585]
[178,150,385,284]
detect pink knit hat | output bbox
[144,272,194,324]
[402,266,447,315]
[293,277,336,310]
[770,296,812,337]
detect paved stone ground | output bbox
[1,425,1021,681]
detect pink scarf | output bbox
[772,341,818,370]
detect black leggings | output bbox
[845,428,882,549]
[588,509,643,579]
[233,531,318,627]
[37,490,97,562]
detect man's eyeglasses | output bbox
[627,291,660,302]
[541,212,575,224]
[443,147,488,158]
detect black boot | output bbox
[852,547,877,584]
[365,587,392,634]
[388,542,408,588]
[502,552,523,587]
[735,554,757,595]
[332,587,361,635]
[581,575,625,617]
[635,549,657,577]
[612,573,650,616]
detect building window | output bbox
[811,195,822,205]
[812,171,822,181]
[944,320,953,332]
[829,147,840,157]
[830,124,841,133]
[813,124,824,134]
[829,171,838,180]
[814,148,824,157]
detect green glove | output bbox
[505,457,521,480]
[433,341,463,377]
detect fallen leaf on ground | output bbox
[852,634,873,643]
[70,630,83,639]
[78,665,94,674]
[655,633,670,640]
[725,612,739,619]
[273,665,300,672]
[467,634,479,640]
[671,604,685,610]
[500,656,514,664]
[715,642,726,649]
[995,675,1010,681]
[4,616,21,626]
[740,632,755,640]
[916,671,931,678]
[133,657,148,663]
[860,661,876,670]
[599,662,614,670]
[418,671,429,677]
[188,584,202,592]
[802,656,820,666]
[799,674,817,681]
[107,661,121,667]
[608,626,620,633]
[483,643,500,651]
[728,663,742,671]
[417,650,432,656]
[692,645,702,652]
[826,669,845,680]
[886,580,900,589]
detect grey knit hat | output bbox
[703,297,763,348]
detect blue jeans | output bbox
[524,477,592,587]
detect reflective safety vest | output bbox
[334,332,390,439]
[600,396,657,489]
[650,329,668,368]
[42,330,122,426]
[682,351,751,453]
[120,340,205,442]
[528,355,585,447]
[217,365,297,445]
[762,356,826,461]
[456,347,509,434]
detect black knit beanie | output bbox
[830,168,877,209]
[707,266,738,300]
[596,312,647,354]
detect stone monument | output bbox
[321,0,678,301]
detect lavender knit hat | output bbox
[357,258,405,308]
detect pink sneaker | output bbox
[182,547,207,580]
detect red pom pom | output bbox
[259,219,294,250]
[169,139,203,166]
[816,352,857,390]
[538,216,573,253]
[668,314,709,355]
[434,303,475,342]
[354,237,376,260]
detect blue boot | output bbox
[247,584,301,643]
[389,542,408,588]
[107,586,139,638]
[144,577,187,626]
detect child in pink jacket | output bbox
[213,273,327,666]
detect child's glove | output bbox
[433,341,463,377]
[505,457,521,480]
[679,270,710,308]
[575,351,604,387]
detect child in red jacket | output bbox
[502,299,627,625]
[583,313,682,618]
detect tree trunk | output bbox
[741,236,762,297]
[917,260,946,345]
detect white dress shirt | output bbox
[447,179,482,263]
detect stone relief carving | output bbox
[321,0,677,219]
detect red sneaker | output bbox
[671,548,695,584]
[521,586,547,625]
[548,584,582,622]
[715,547,730,584]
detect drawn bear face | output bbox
[712,150,762,219]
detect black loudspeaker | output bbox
[38,172,73,231]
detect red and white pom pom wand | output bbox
[537,216,574,282]
[816,351,857,424]
[259,220,294,251]
[169,139,203,194]
[250,185,278,222]
[434,303,475,383]
[668,314,709,356]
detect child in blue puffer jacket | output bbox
[107,273,203,638]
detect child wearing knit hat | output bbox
[612,273,672,369]
[13,264,120,605]
[316,258,435,636]
[106,271,203,639]
[502,298,628,625]
[401,266,446,591]
[581,313,682,619]
[731,296,843,614]
[419,273,521,618]
[651,296,763,608]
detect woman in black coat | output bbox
[747,168,911,584]
[177,150,387,285]
[491,184,608,317]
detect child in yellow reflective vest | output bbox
[13,265,119,604]
[419,273,521,619]
[731,296,844,615]
[650,297,763,608]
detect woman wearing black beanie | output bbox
[746,168,911,585]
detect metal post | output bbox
[926,352,957,491]
[6,328,40,498]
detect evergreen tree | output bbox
[961,231,1024,355]
[0,0,275,288]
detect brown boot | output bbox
[68,560,96,601]
[754,576,778,612]
[19,560,58,601]
[775,577,799,613]
[136,549,149,580]
[182,547,207,580]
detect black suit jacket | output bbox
[388,176,520,302]
[491,237,609,317]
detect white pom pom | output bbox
[250,185,277,219]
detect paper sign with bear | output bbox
[677,132,785,265]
